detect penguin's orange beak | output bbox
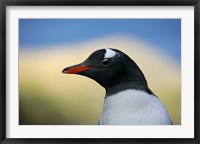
[62,64,92,74]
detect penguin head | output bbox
[62,48,147,91]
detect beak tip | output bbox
[62,68,68,74]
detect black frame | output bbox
[0,0,199,144]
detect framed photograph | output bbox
[0,0,199,143]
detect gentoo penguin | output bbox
[62,48,173,125]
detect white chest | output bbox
[99,90,172,125]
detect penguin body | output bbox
[99,90,172,125]
[62,48,173,125]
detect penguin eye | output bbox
[101,58,110,65]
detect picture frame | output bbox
[0,0,199,144]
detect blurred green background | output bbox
[19,19,181,125]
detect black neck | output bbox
[105,72,154,96]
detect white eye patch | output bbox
[104,48,118,58]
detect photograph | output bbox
[19,19,181,125]
[1,1,199,143]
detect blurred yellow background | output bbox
[19,35,181,125]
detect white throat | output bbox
[99,89,172,125]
